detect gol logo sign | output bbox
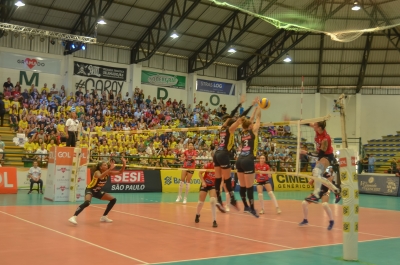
[0,172,13,188]
[58,152,71,158]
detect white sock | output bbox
[210,197,217,221]
[268,191,279,207]
[225,192,230,206]
[322,202,333,220]
[178,181,184,197]
[196,201,204,215]
[302,200,309,219]
[185,183,190,198]
[258,193,264,210]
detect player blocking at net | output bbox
[68,157,126,225]
[195,161,219,227]
[213,94,246,212]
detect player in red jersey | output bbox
[300,121,341,204]
[195,162,219,227]
[255,155,281,214]
[176,142,197,204]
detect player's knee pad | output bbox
[322,202,329,208]
[302,200,308,206]
[83,200,91,208]
[209,197,216,205]
[258,193,263,200]
[109,198,116,205]
[313,163,326,176]
[198,201,204,205]
[268,191,274,196]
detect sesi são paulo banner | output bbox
[103,170,162,193]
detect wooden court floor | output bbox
[1,191,399,265]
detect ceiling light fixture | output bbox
[97,16,107,25]
[170,30,179,39]
[15,1,25,7]
[283,54,292,62]
[228,47,236,53]
[352,2,361,11]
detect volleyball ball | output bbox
[258,98,271,110]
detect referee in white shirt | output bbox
[65,111,79,147]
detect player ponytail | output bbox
[317,121,326,130]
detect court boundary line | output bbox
[91,205,294,250]
[180,202,392,239]
[0,210,149,264]
[149,236,400,265]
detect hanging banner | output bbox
[196,79,236,95]
[141,70,186,89]
[0,52,61,75]
[74,76,127,96]
[73,61,127,81]
[358,174,399,196]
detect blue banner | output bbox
[196,79,235,95]
[358,174,399,196]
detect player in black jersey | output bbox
[232,98,261,218]
[68,157,126,225]
[213,95,245,211]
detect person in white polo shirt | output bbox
[28,161,43,194]
[65,110,79,147]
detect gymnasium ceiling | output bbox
[1,0,400,90]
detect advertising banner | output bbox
[74,61,127,81]
[0,167,18,194]
[358,174,399,196]
[141,70,186,89]
[196,79,235,95]
[271,173,313,191]
[103,170,162,193]
[0,52,61,74]
[74,75,127,96]
[160,170,201,192]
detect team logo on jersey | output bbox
[164,177,172,185]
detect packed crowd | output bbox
[2,77,298,169]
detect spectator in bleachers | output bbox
[3,77,13,91]
[362,155,369,173]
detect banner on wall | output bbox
[160,170,201,192]
[141,70,186,89]
[358,174,399,196]
[103,170,162,193]
[73,61,127,81]
[0,52,61,75]
[271,173,313,191]
[0,167,18,194]
[74,76,127,95]
[196,79,235,95]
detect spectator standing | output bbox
[0,96,5,127]
[28,161,43,194]
[368,154,376,173]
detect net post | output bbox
[68,147,82,202]
[295,120,301,175]
[337,93,359,261]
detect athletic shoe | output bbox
[305,195,320,204]
[212,220,218,228]
[299,219,308,226]
[249,209,259,218]
[335,193,342,204]
[328,220,334,230]
[230,198,240,211]
[183,197,187,204]
[100,215,113,223]
[195,214,200,223]
[243,206,251,214]
[68,216,77,225]
[176,195,182,202]
[225,206,230,212]
[259,209,265,214]
[216,203,226,213]
[276,207,282,214]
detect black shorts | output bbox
[319,153,335,165]
[200,185,215,192]
[236,155,255,174]
[184,170,194,174]
[257,180,270,185]
[85,188,106,199]
[213,150,230,169]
